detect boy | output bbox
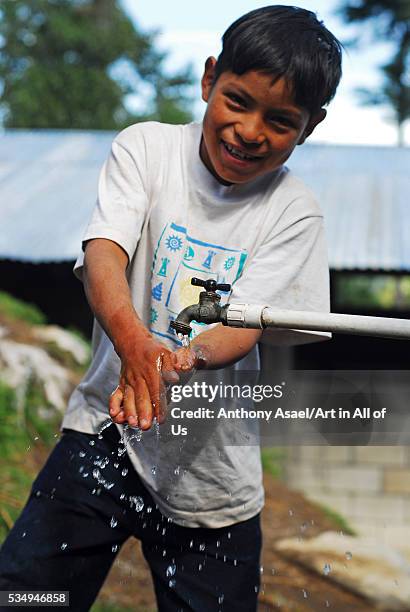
[0,6,342,611]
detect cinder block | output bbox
[322,446,352,463]
[351,495,406,522]
[285,464,324,490]
[384,469,410,495]
[298,446,323,462]
[354,446,408,466]
[323,466,382,493]
[305,491,352,517]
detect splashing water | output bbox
[97,418,113,439]
[129,496,144,512]
[110,516,118,528]
[93,457,109,469]
[168,579,176,588]
[166,564,176,577]
[92,468,115,490]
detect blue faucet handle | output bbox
[190,277,231,293]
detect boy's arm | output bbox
[174,325,262,372]
[83,238,178,430]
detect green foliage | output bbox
[316,502,356,536]
[261,447,286,478]
[0,380,60,540]
[0,0,195,129]
[336,274,410,310]
[338,1,410,145]
[0,290,46,325]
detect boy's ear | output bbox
[297,108,327,145]
[201,56,217,103]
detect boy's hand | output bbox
[109,335,179,430]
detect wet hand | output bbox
[109,336,179,430]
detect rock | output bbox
[0,338,74,411]
[33,325,90,365]
[275,531,410,610]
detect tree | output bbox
[0,0,195,129]
[339,0,410,145]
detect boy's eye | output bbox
[269,116,295,130]
[226,93,246,107]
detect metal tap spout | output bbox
[170,278,231,337]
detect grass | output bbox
[0,291,46,325]
[316,503,356,536]
[0,381,60,540]
[261,447,286,478]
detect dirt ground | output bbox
[95,474,374,611]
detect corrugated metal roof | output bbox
[0,129,115,263]
[288,144,410,271]
[1,129,409,270]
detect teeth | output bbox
[224,142,256,161]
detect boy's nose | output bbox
[235,113,265,146]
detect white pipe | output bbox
[225,303,410,340]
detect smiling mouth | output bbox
[222,140,263,162]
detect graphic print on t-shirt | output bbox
[150,222,248,344]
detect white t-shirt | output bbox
[63,121,330,528]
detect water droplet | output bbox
[110,516,118,528]
[79,451,86,458]
[147,506,152,513]
[35,490,41,497]
[218,595,224,604]
[98,419,113,436]
[345,551,352,560]
[129,496,144,512]
[34,436,39,441]
[121,468,128,477]
[21,532,26,538]
[112,544,119,553]
[60,542,68,550]
[254,585,259,593]
[289,509,294,517]
[166,564,176,577]
[325,600,330,608]
[120,493,126,501]
[227,532,231,539]
[323,563,331,576]
[89,440,95,446]
[174,466,180,476]
[162,549,167,557]
[199,543,205,551]
[302,589,308,599]
[189,540,194,548]
[151,466,157,477]
[82,472,89,478]
[216,540,220,548]
[168,578,176,588]
[198,564,203,571]
[260,565,264,574]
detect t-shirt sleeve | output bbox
[230,202,331,346]
[73,130,149,280]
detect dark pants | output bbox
[0,426,262,611]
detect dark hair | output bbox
[214,5,343,114]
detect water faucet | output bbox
[170,277,410,341]
[170,278,231,337]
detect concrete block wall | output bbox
[284,446,410,534]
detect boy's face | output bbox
[200,57,326,185]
